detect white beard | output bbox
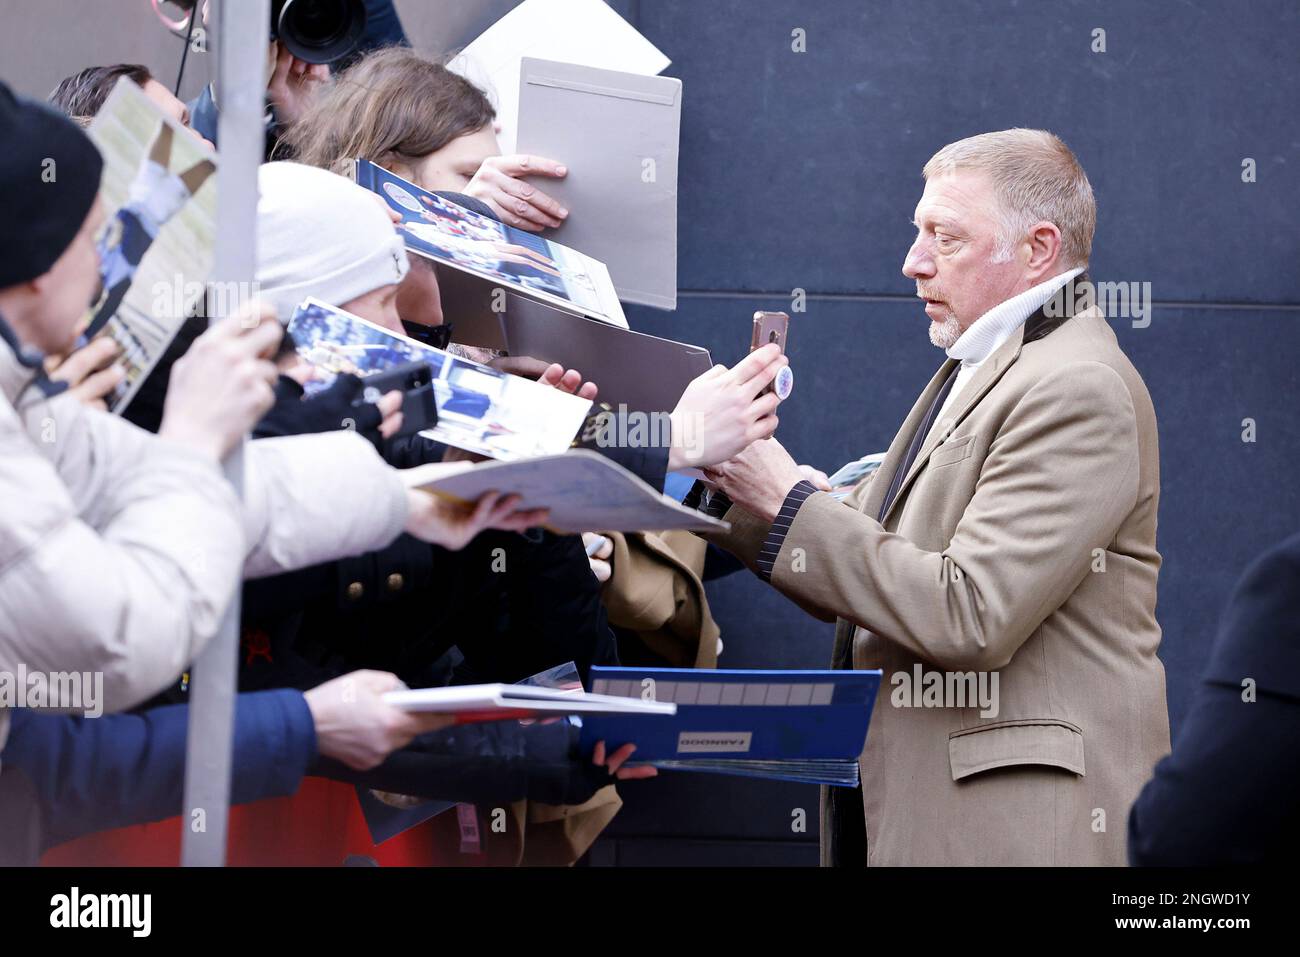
[928,311,963,349]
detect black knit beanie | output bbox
[0,79,104,288]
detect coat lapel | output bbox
[830,363,955,671]
[870,276,1086,526]
[858,358,959,519]
[879,324,1027,527]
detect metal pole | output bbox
[181,0,269,867]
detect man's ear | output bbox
[1023,221,1062,279]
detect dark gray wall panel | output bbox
[635,0,1299,302]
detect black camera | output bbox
[271,0,367,66]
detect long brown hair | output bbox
[280,46,495,174]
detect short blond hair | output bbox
[923,129,1095,269]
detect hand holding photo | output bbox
[286,297,593,460]
[354,159,626,327]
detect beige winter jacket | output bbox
[0,339,410,762]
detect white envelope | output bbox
[516,57,681,310]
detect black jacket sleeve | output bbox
[240,422,447,624]
[1127,533,1300,865]
[573,404,671,492]
[449,529,619,689]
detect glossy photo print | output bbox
[354,159,625,326]
[82,77,217,412]
[286,298,591,460]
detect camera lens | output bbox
[276,0,367,65]
[288,0,347,47]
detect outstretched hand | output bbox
[400,463,550,549]
[158,300,282,461]
[590,740,658,781]
[487,354,598,400]
[267,41,329,127]
[669,343,787,471]
[304,670,455,771]
[538,361,598,400]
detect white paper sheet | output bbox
[418,449,729,534]
[448,0,671,154]
[383,683,677,718]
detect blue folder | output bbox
[580,667,882,787]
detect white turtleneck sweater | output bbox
[926,266,1084,441]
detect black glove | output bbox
[254,374,385,449]
[313,719,619,807]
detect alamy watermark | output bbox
[50,887,150,937]
[0,665,103,717]
[1044,275,1153,328]
[151,275,262,325]
[588,404,706,461]
[890,664,1000,718]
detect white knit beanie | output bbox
[256,161,410,322]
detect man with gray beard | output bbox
[695,129,1169,865]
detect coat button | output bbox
[386,573,404,592]
[346,582,364,601]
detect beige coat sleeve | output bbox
[768,361,1141,670]
[840,466,880,513]
[697,471,887,627]
[601,531,721,668]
